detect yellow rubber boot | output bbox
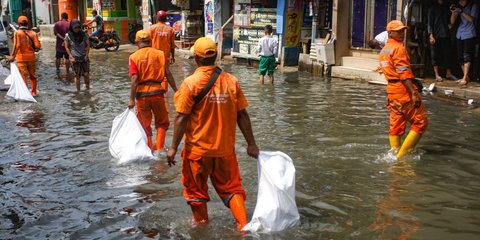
[147,136,153,151]
[155,128,166,152]
[397,131,422,159]
[229,194,247,231]
[389,135,401,150]
[191,203,208,224]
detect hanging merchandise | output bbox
[109,108,155,164]
[6,63,36,103]
[243,151,300,233]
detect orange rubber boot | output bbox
[31,78,37,96]
[229,194,247,231]
[147,136,153,151]
[191,203,208,224]
[155,128,166,151]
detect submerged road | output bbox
[1,44,480,239]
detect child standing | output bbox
[257,25,278,84]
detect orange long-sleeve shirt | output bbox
[12,28,41,62]
[379,38,415,95]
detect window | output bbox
[120,0,127,10]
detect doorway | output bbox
[351,0,397,48]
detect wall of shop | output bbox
[332,0,350,65]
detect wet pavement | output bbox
[1,43,480,239]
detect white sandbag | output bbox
[109,108,154,164]
[6,63,36,102]
[243,151,300,233]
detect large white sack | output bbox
[6,63,36,102]
[243,151,300,233]
[109,108,154,164]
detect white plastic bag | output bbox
[6,63,36,102]
[109,108,154,164]
[243,151,300,233]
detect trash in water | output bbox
[468,99,474,105]
[444,90,454,96]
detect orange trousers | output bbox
[181,150,246,206]
[135,94,169,136]
[17,61,37,94]
[387,93,428,136]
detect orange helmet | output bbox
[157,10,167,19]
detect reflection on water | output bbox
[1,45,480,239]
[369,160,421,239]
[16,107,45,132]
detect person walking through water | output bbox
[166,37,259,231]
[257,25,278,84]
[150,10,176,147]
[128,30,177,153]
[53,12,71,77]
[379,20,428,159]
[65,19,90,92]
[8,16,41,96]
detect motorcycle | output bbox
[84,26,120,51]
[128,23,143,44]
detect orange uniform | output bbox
[12,28,41,94]
[379,38,428,136]
[150,22,175,98]
[129,47,169,136]
[174,66,248,204]
[150,22,175,65]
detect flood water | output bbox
[1,44,480,239]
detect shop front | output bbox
[84,0,137,42]
[231,0,328,66]
[231,0,281,61]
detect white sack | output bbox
[243,151,300,233]
[109,108,154,164]
[6,63,36,102]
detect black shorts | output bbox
[56,51,69,59]
[72,61,90,77]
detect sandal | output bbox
[435,76,443,82]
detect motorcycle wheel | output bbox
[128,31,136,44]
[105,37,120,52]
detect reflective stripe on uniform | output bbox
[396,66,409,72]
[380,49,393,54]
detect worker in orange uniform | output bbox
[150,10,176,66]
[150,10,176,147]
[166,37,259,231]
[128,30,178,153]
[379,20,428,159]
[8,16,41,96]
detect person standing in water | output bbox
[65,19,90,91]
[166,37,259,231]
[378,20,428,159]
[257,25,278,84]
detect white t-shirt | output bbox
[257,35,278,57]
[374,31,388,48]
